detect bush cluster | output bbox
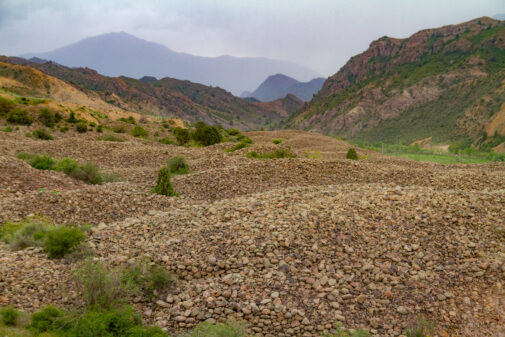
[31,128,54,140]
[131,125,148,138]
[193,124,222,146]
[173,127,191,145]
[7,108,33,125]
[0,217,85,259]
[119,116,136,124]
[38,108,62,127]
[17,153,115,184]
[247,148,297,159]
[273,139,282,144]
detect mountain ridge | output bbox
[246,73,325,102]
[0,56,293,130]
[22,32,320,96]
[287,16,505,149]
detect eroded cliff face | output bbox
[289,17,505,144]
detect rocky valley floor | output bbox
[1,129,504,337]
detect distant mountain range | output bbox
[0,56,297,130]
[22,32,320,96]
[244,73,325,102]
[285,17,505,149]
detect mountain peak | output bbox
[22,33,319,95]
[249,73,324,102]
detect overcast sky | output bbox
[0,0,504,75]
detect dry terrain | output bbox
[1,126,504,337]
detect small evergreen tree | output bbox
[153,167,176,196]
[346,148,358,160]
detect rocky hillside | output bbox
[0,56,291,130]
[286,17,505,148]
[246,73,325,102]
[0,114,504,336]
[252,94,304,119]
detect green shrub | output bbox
[159,137,174,145]
[9,222,51,250]
[187,321,247,337]
[53,158,79,175]
[76,260,137,311]
[43,226,85,259]
[7,108,32,125]
[38,108,61,127]
[131,125,148,138]
[0,96,15,115]
[346,148,358,160]
[96,125,103,133]
[59,125,69,133]
[227,128,240,136]
[19,154,111,185]
[76,121,88,133]
[68,163,104,185]
[122,262,174,299]
[30,155,56,170]
[152,167,176,196]
[272,139,282,144]
[193,125,222,146]
[173,127,191,145]
[32,128,54,140]
[0,306,20,326]
[113,125,126,133]
[1,126,13,132]
[67,112,78,123]
[236,135,253,144]
[0,217,53,251]
[98,134,125,142]
[247,148,296,159]
[30,306,65,333]
[167,156,189,175]
[225,142,249,152]
[119,116,136,124]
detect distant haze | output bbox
[22,32,320,95]
[0,0,504,76]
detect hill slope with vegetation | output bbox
[286,17,505,151]
[0,56,290,130]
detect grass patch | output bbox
[247,148,297,159]
[272,139,282,144]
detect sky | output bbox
[0,0,504,76]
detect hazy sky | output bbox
[0,0,504,75]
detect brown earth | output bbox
[0,125,504,337]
